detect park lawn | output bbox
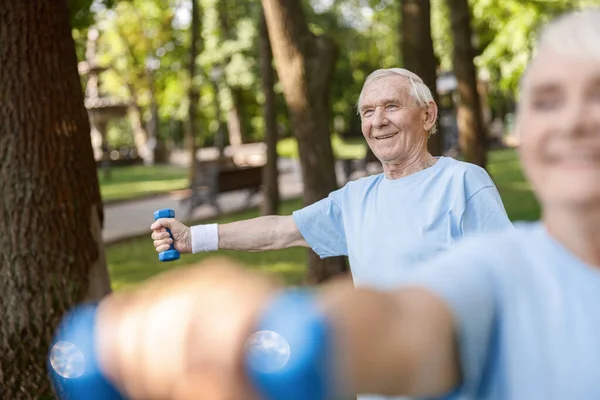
[98,164,188,203]
[107,148,540,291]
[107,198,307,291]
[98,137,363,203]
[278,134,367,160]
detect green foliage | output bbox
[307,0,400,134]
[431,0,453,71]
[68,0,116,30]
[471,0,600,95]
[73,0,600,155]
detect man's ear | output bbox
[422,101,438,132]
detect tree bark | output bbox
[145,69,161,164]
[128,98,151,162]
[227,89,245,147]
[262,0,347,283]
[186,0,201,183]
[217,1,245,149]
[0,0,112,396]
[259,10,281,216]
[115,22,152,165]
[400,0,443,156]
[446,0,487,168]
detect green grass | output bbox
[99,137,364,203]
[487,148,541,222]
[107,148,540,291]
[108,198,306,291]
[278,134,367,160]
[99,165,188,202]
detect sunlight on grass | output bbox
[101,178,188,201]
[278,134,367,159]
[98,165,188,202]
[108,198,306,291]
[487,148,540,222]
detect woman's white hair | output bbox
[520,8,600,96]
[357,68,438,136]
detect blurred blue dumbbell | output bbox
[153,208,180,262]
[245,290,333,400]
[48,290,332,400]
[47,303,125,400]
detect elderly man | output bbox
[76,9,600,400]
[151,68,511,288]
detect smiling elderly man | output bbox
[151,68,512,288]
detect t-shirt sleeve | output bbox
[402,238,499,399]
[292,187,348,258]
[460,185,513,238]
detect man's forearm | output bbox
[207,215,308,252]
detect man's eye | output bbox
[362,109,374,117]
[385,104,399,110]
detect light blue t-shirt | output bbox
[293,156,513,289]
[402,221,600,400]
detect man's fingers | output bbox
[156,244,171,253]
[96,293,145,399]
[154,238,172,246]
[173,369,233,400]
[137,292,200,399]
[151,218,174,231]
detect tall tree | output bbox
[400,0,443,156]
[259,9,280,216]
[261,0,347,283]
[0,0,112,396]
[217,0,249,147]
[446,0,487,167]
[186,0,201,182]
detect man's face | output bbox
[518,47,600,209]
[359,76,435,164]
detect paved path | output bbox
[102,158,303,243]
[102,157,382,244]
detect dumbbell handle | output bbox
[48,291,332,400]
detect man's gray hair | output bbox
[519,8,600,97]
[357,68,438,136]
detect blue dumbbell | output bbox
[47,303,125,400]
[245,290,333,400]
[48,291,332,400]
[153,208,180,262]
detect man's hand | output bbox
[151,218,192,254]
[95,258,282,400]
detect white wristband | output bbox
[190,224,219,254]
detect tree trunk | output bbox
[217,1,245,149]
[262,0,347,283]
[186,0,201,183]
[259,10,281,216]
[128,99,151,161]
[400,0,443,156]
[446,0,487,168]
[146,70,161,164]
[0,1,112,396]
[227,89,245,147]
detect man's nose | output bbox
[372,107,389,128]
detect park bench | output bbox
[183,156,264,217]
